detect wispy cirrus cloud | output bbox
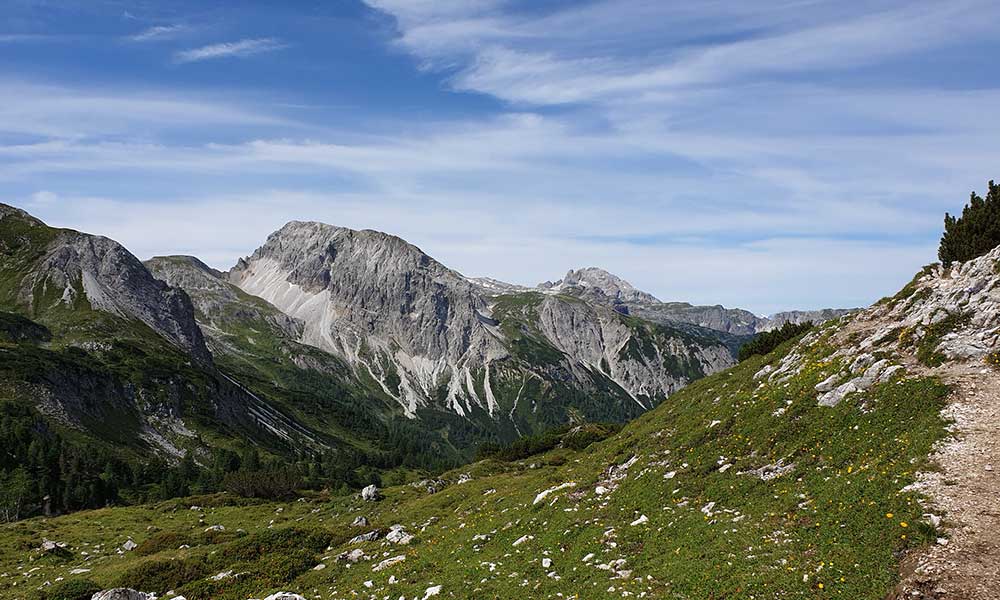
[128,24,187,42]
[174,38,287,63]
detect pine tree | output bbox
[939,180,1000,265]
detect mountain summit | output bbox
[226,220,735,427]
[539,267,661,304]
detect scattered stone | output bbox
[385,525,414,545]
[361,484,380,502]
[204,525,225,532]
[533,482,576,505]
[337,549,366,563]
[373,555,406,571]
[349,530,381,544]
[263,593,307,600]
[814,373,841,393]
[91,589,155,600]
[542,557,552,569]
[120,540,138,552]
[630,515,649,526]
[423,584,442,599]
[351,516,369,527]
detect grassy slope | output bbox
[1,325,949,600]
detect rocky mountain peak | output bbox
[0,206,211,365]
[540,267,660,304]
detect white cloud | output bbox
[174,38,287,63]
[0,80,292,140]
[128,25,187,42]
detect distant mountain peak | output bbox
[539,266,660,304]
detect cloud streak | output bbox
[174,38,287,63]
[128,25,187,42]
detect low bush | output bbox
[222,468,301,500]
[37,578,101,600]
[737,321,814,362]
[115,557,209,594]
[562,423,621,451]
[135,530,192,556]
[475,425,572,462]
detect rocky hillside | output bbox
[537,266,853,335]
[227,221,736,429]
[0,204,210,364]
[10,244,999,599]
[0,206,350,507]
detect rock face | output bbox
[849,246,1000,364]
[537,266,853,336]
[228,222,734,422]
[540,267,660,304]
[230,221,506,416]
[0,204,210,364]
[146,255,303,352]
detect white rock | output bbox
[533,482,576,505]
[423,585,442,599]
[814,373,841,393]
[630,515,648,526]
[386,524,414,545]
[373,555,406,571]
[542,557,552,569]
[91,590,155,600]
[361,484,380,501]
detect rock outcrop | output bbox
[0,204,210,364]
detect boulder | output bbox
[349,530,381,544]
[385,524,414,545]
[361,484,380,502]
[351,516,369,527]
[373,555,406,571]
[91,589,155,600]
[263,593,307,600]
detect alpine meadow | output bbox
[2,2,1000,600]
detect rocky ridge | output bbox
[0,204,211,364]
[227,221,735,422]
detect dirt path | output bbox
[892,363,1000,599]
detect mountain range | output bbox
[5,205,999,600]
[0,204,849,491]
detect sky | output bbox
[2,0,999,315]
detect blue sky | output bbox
[3,0,999,314]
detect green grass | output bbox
[0,334,950,599]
